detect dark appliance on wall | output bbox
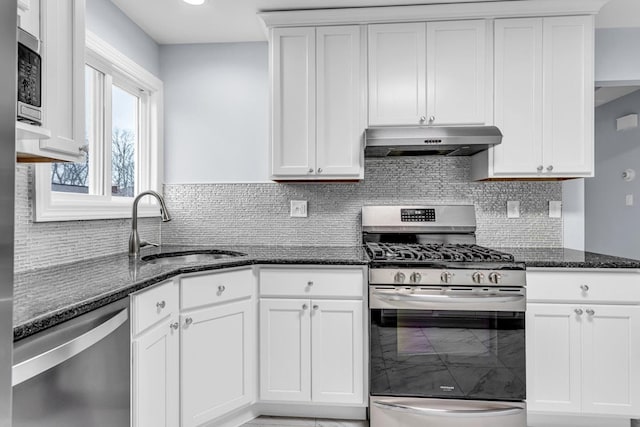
[17,27,42,125]
[364,205,527,427]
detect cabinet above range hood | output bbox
[365,126,503,157]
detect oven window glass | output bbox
[370,309,525,401]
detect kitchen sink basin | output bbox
[141,250,246,265]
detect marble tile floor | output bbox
[242,416,369,427]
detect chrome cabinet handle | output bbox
[170,322,179,330]
[547,165,554,171]
[185,317,193,326]
[574,308,583,315]
[586,309,595,316]
[317,167,322,173]
[156,301,166,310]
[302,304,308,310]
[580,285,589,291]
[308,168,313,173]
[429,115,435,123]
[537,165,544,172]
[307,281,314,286]
[419,115,426,122]
[313,305,319,310]
[218,285,226,293]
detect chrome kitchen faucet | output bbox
[128,190,171,258]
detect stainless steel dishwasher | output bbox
[12,298,130,427]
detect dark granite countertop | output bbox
[13,245,367,341]
[14,244,640,341]
[495,247,640,269]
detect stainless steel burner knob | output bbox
[472,272,484,284]
[410,272,422,283]
[440,271,452,284]
[488,272,501,284]
[394,272,406,284]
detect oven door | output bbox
[369,286,526,402]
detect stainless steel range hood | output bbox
[365,126,503,157]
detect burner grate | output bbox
[365,242,515,263]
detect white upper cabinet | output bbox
[492,18,543,175]
[473,15,594,180]
[271,27,316,177]
[271,25,364,180]
[368,20,489,126]
[541,16,594,176]
[17,0,85,163]
[316,26,363,178]
[368,23,426,126]
[426,20,489,125]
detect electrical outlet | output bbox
[626,194,634,207]
[507,201,520,218]
[290,200,308,218]
[549,201,562,218]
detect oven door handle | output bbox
[372,290,524,304]
[372,400,525,417]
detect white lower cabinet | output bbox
[526,270,640,418]
[259,267,366,406]
[130,280,180,427]
[181,299,253,427]
[131,268,255,427]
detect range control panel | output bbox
[400,208,436,222]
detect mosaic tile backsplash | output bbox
[162,157,563,248]
[15,165,161,273]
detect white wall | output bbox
[86,0,160,76]
[595,28,640,85]
[585,89,640,260]
[159,42,269,183]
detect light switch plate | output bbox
[507,201,520,219]
[290,200,307,218]
[626,194,634,206]
[549,201,562,218]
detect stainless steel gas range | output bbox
[363,205,527,427]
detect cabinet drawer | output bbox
[527,270,640,303]
[181,268,253,310]
[131,280,178,336]
[259,268,364,298]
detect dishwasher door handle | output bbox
[12,309,129,386]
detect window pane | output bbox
[111,85,138,198]
[51,66,94,194]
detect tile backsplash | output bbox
[14,165,160,273]
[14,157,563,272]
[162,157,563,248]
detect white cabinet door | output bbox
[181,299,253,427]
[542,16,593,177]
[581,305,640,416]
[426,20,488,125]
[132,317,179,427]
[271,27,316,178]
[368,23,426,125]
[38,0,85,160]
[260,298,311,402]
[316,25,363,178]
[311,299,364,404]
[493,18,543,176]
[526,303,582,413]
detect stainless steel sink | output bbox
[141,250,246,265]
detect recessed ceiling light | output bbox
[183,0,206,5]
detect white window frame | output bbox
[34,31,164,222]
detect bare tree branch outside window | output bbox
[111,127,136,197]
